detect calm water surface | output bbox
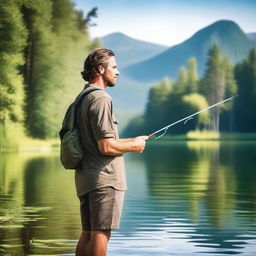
[0,141,256,255]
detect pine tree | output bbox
[219,58,237,132]
[173,67,188,93]
[187,57,199,93]
[173,58,199,94]
[199,45,225,132]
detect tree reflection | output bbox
[143,140,256,251]
[0,153,80,255]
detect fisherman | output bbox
[75,48,148,256]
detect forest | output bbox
[123,46,256,137]
[0,0,99,148]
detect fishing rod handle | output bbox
[148,133,155,139]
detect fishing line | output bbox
[155,128,168,139]
[184,117,194,124]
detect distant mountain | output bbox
[247,32,256,41]
[100,32,168,68]
[123,20,256,82]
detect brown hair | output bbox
[81,48,115,82]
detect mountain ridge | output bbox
[122,20,256,82]
[100,32,168,68]
[101,20,256,114]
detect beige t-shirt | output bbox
[75,84,127,196]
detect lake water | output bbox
[0,141,256,255]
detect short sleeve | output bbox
[89,96,115,140]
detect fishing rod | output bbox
[148,95,238,139]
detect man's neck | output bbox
[90,77,106,90]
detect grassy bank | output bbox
[0,122,60,152]
[2,131,256,152]
[0,137,59,153]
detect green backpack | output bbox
[59,87,101,169]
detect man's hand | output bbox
[132,136,149,154]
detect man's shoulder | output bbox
[89,89,111,101]
[84,85,111,105]
[80,84,112,108]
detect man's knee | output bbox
[91,230,112,241]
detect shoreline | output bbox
[0,138,59,153]
[1,132,256,152]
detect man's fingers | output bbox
[136,135,149,141]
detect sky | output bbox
[72,0,256,46]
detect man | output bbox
[75,48,148,256]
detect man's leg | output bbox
[77,192,91,256]
[76,231,91,256]
[76,187,124,255]
[75,230,111,256]
[88,230,111,256]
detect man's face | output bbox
[102,56,119,87]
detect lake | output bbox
[0,141,256,255]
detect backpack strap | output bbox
[74,87,102,107]
[59,87,102,140]
[74,87,102,128]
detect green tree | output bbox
[163,92,209,134]
[0,0,27,146]
[199,45,225,132]
[0,0,97,146]
[21,0,57,138]
[182,93,210,130]
[22,0,97,138]
[187,57,199,93]
[234,49,256,132]
[173,58,199,94]
[219,58,237,131]
[172,67,187,93]
[144,77,171,134]
[48,0,100,138]
[223,58,237,98]
[163,92,187,134]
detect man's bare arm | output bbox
[97,136,148,156]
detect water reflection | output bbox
[0,141,256,255]
[0,153,79,255]
[139,141,256,255]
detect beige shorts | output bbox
[79,186,125,231]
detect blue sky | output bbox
[72,0,256,46]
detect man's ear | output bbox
[98,65,105,75]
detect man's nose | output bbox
[116,69,120,76]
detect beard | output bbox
[105,77,117,87]
[107,82,115,87]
